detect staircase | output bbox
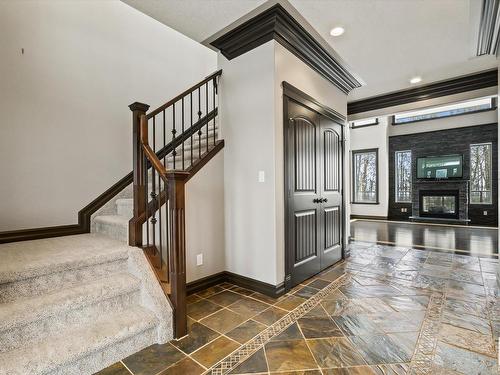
[0,234,171,375]
[91,121,219,243]
[0,70,224,374]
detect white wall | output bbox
[219,41,277,285]
[219,40,349,286]
[349,117,389,217]
[185,152,225,283]
[273,42,349,285]
[0,0,217,231]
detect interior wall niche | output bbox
[388,123,498,226]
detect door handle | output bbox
[322,198,328,203]
[313,198,320,203]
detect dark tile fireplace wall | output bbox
[388,123,498,226]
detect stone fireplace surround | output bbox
[411,180,469,223]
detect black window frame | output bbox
[351,148,379,205]
[350,118,379,129]
[391,97,497,125]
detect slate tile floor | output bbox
[96,242,499,375]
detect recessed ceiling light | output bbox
[410,76,422,84]
[330,27,345,37]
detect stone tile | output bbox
[333,315,383,336]
[446,280,486,299]
[275,295,306,311]
[339,284,401,299]
[370,311,425,333]
[191,336,239,368]
[171,322,219,354]
[158,357,205,375]
[383,295,429,311]
[411,274,447,291]
[227,296,269,319]
[294,286,320,299]
[226,319,267,344]
[439,323,496,358]
[297,317,343,339]
[321,367,378,374]
[229,285,256,296]
[307,337,366,368]
[187,299,222,320]
[348,334,412,364]
[230,348,269,374]
[441,309,491,335]
[271,322,304,341]
[122,343,185,375]
[254,306,288,326]
[94,362,130,375]
[196,285,225,298]
[269,371,321,375]
[448,269,484,285]
[200,308,247,334]
[445,297,488,319]
[250,292,279,304]
[318,267,345,282]
[187,294,203,304]
[387,331,419,359]
[264,340,318,372]
[306,279,331,289]
[207,290,244,307]
[302,304,329,318]
[480,260,499,274]
[433,341,498,375]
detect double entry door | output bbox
[285,98,343,288]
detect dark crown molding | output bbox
[211,4,361,94]
[347,69,498,115]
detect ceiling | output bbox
[122,0,498,101]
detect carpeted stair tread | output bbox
[0,306,158,375]
[0,234,130,284]
[0,272,140,334]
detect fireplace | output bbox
[419,190,459,219]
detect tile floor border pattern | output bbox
[206,273,352,375]
[408,291,446,375]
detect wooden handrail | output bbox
[146,70,222,119]
[130,70,223,339]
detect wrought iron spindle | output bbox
[198,87,202,159]
[151,168,158,267]
[158,175,163,270]
[144,158,149,247]
[213,77,217,145]
[172,103,176,170]
[205,82,209,153]
[181,98,185,170]
[190,92,193,167]
[163,110,166,166]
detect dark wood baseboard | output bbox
[187,271,285,298]
[350,215,388,221]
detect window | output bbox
[470,143,492,204]
[392,97,496,125]
[351,118,378,129]
[352,149,378,204]
[395,150,412,202]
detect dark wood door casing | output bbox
[283,82,345,291]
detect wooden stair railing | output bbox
[129,70,223,338]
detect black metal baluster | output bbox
[172,103,176,170]
[213,77,217,146]
[181,98,185,170]
[205,82,209,153]
[151,168,157,265]
[198,87,202,159]
[158,175,162,270]
[163,110,166,166]
[190,92,193,167]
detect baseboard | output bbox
[350,215,388,221]
[187,271,285,298]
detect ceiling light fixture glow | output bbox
[330,27,345,37]
[410,76,422,84]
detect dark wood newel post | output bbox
[167,170,190,338]
[129,102,150,246]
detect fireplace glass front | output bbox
[419,190,459,219]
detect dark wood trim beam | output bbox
[347,69,498,115]
[211,4,361,94]
[350,215,388,221]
